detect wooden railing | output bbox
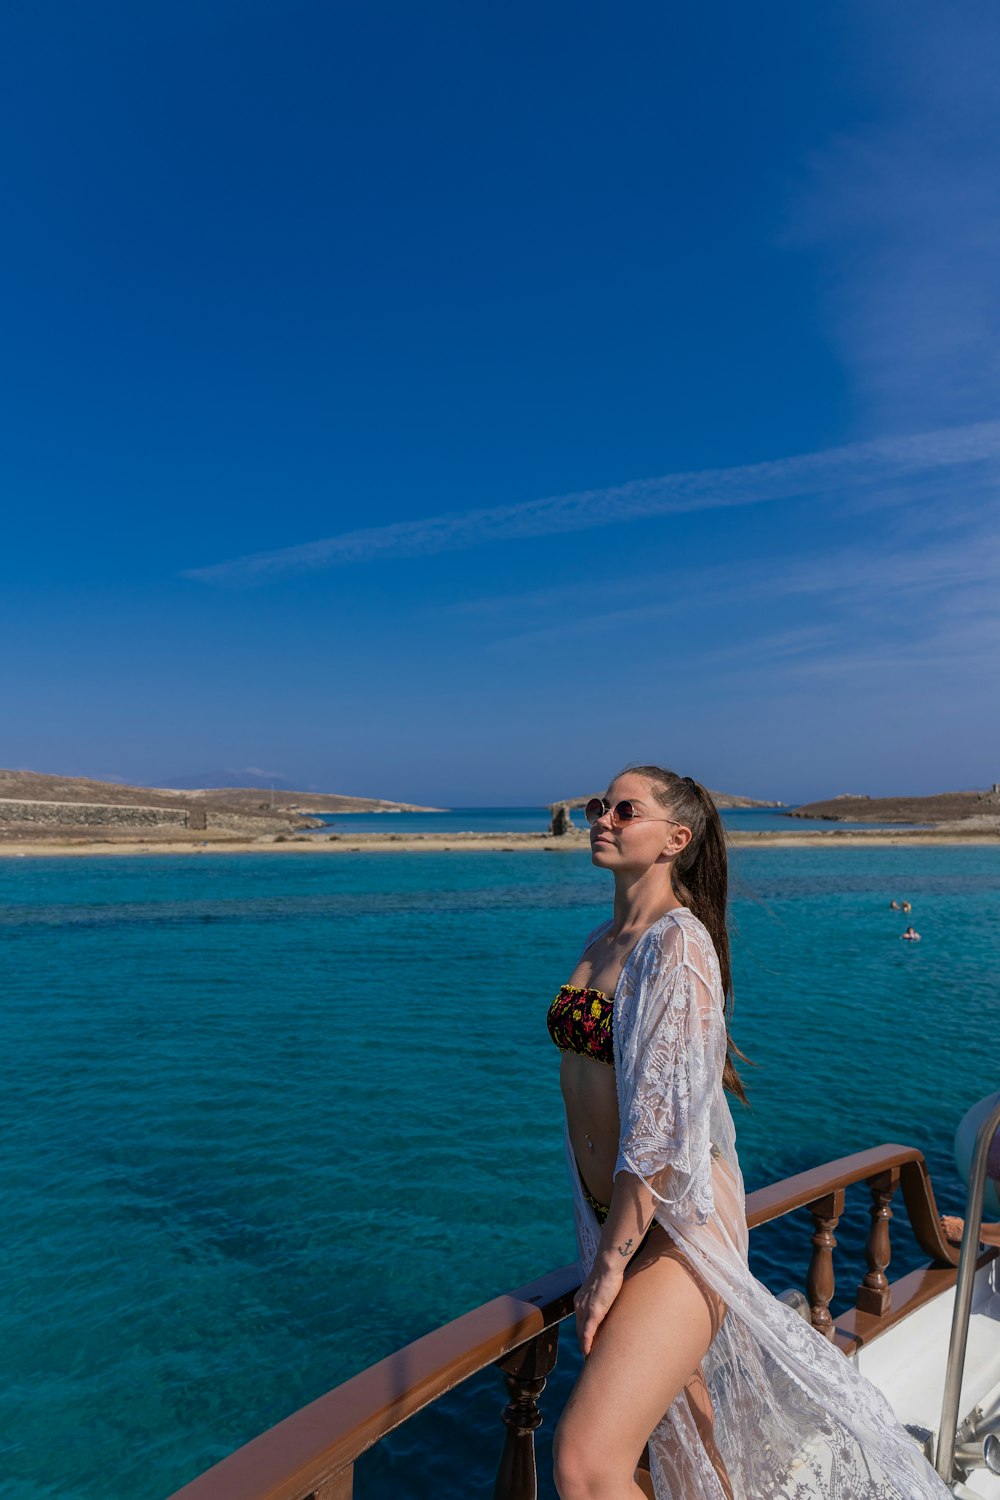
[167,1144,984,1500]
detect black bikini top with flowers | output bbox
[546,984,614,1067]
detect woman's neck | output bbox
[611,865,683,938]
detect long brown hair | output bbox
[626,764,751,1106]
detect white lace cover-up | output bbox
[565,908,951,1500]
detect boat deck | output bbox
[856,1256,1000,1495]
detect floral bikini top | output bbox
[546,984,614,1067]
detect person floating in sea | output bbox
[890,899,901,910]
[901,900,913,913]
[941,1214,1000,1248]
[901,926,921,941]
[548,765,951,1499]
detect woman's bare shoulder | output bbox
[579,917,613,955]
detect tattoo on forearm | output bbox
[617,1237,634,1257]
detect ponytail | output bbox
[625,765,752,1105]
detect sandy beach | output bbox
[2,827,999,857]
[5,773,997,858]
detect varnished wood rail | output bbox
[166,1144,986,1500]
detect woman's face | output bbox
[589,772,688,871]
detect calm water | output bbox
[2,845,998,1498]
[312,805,915,833]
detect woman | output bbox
[548,766,950,1500]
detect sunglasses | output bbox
[584,797,684,830]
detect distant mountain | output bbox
[156,769,302,791]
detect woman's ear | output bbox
[674,826,694,856]
[661,825,693,859]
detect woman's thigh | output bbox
[557,1226,725,1474]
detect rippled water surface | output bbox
[2,845,998,1498]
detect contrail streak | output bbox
[184,419,1000,585]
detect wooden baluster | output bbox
[807,1188,844,1339]
[856,1167,899,1316]
[494,1327,560,1500]
[310,1467,353,1500]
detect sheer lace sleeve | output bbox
[614,917,727,1226]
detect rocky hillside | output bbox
[0,769,206,809]
[0,769,438,841]
[789,790,1000,824]
[707,790,784,809]
[180,787,440,814]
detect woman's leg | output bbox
[553,1225,730,1500]
[682,1364,734,1500]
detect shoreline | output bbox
[1,828,999,858]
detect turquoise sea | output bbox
[311,805,916,834]
[3,843,998,1498]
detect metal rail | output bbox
[935,1095,1000,1483]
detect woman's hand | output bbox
[940,1214,1000,1248]
[941,1214,964,1244]
[574,1262,625,1356]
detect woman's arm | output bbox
[941,1214,1000,1248]
[574,1170,656,1355]
[616,934,726,1226]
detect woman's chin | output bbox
[590,843,617,866]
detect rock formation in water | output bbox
[548,802,576,836]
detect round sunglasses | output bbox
[584,797,684,829]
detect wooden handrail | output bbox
[165,1142,962,1500]
[744,1142,960,1264]
[167,1264,579,1500]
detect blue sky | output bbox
[2,1,999,804]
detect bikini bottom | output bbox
[582,1142,724,1227]
[582,1181,612,1226]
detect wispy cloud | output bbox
[777,527,1000,605]
[473,509,1000,658]
[789,4,1000,427]
[764,609,1000,686]
[184,418,1000,586]
[463,513,1000,632]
